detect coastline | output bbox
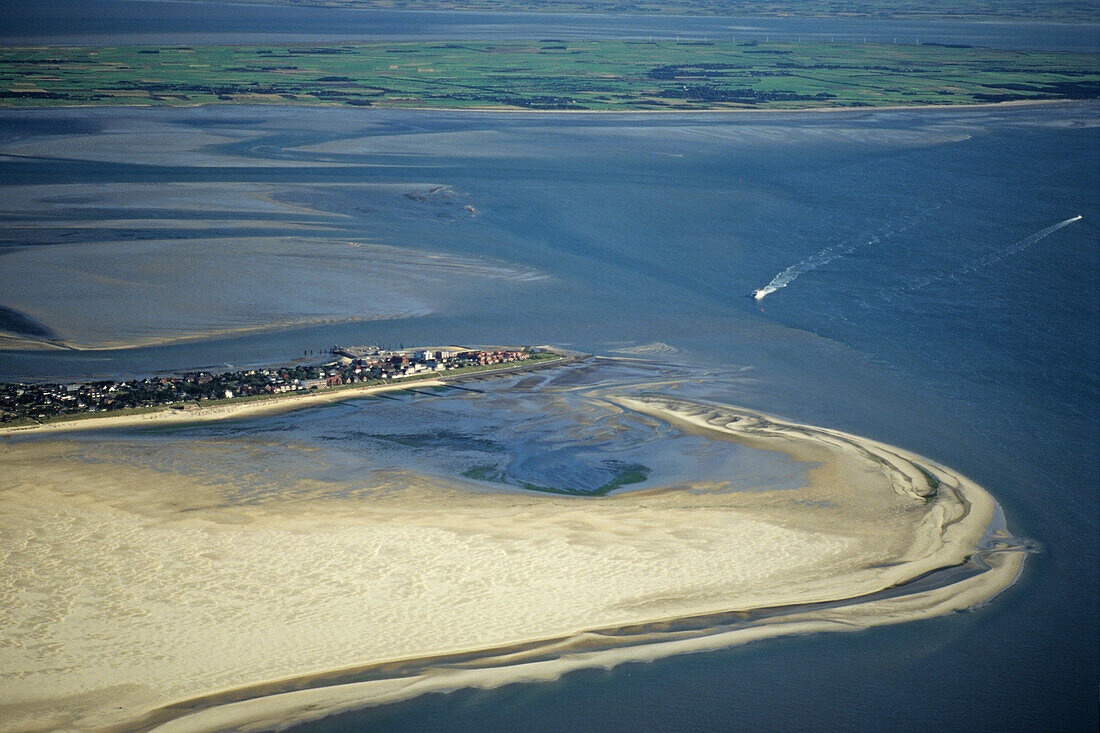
[0,379,443,435]
[0,5,1091,720]
[0,97,1087,116]
[0,352,575,436]
[141,395,1029,732]
[386,97,1088,115]
[0,388,1027,733]
[147,551,1024,733]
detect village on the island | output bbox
[0,345,547,425]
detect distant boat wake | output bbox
[752,208,937,301]
[895,214,1082,296]
[752,239,868,301]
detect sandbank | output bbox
[0,314,413,354]
[0,234,547,352]
[0,392,1026,732]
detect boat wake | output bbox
[751,207,936,301]
[891,215,1082,297]
[752,239,869,300]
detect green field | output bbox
[146,0,1100,23]
[2,40,1097,110]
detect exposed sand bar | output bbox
[0,392,1026,732]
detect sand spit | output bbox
[0,353,575,437]
[0,394,1026,732]
[0,379,447,436]
[610,395,1020,590]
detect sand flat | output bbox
[0,393,1025,732]
[0,236,544,351]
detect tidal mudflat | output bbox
[0,360,1026,732]
[0,142,546,351]
[0,234,542,351]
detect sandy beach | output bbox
[0,388,1026,733]
[0,378,449,436]
[0,351,574,437]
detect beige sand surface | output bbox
[0,393,1025,732]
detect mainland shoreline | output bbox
[2,97,1085,117]
[388,97,1087,115]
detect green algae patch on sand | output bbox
[1,40,1098,111]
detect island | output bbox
[0,345,568,431]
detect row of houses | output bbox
[0,346,537,423]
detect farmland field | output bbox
[2,40,1098,110]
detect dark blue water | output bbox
[1,0,1098,50]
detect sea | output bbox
[0,2,1096,731]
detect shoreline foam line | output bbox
[81,394,1029,733]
